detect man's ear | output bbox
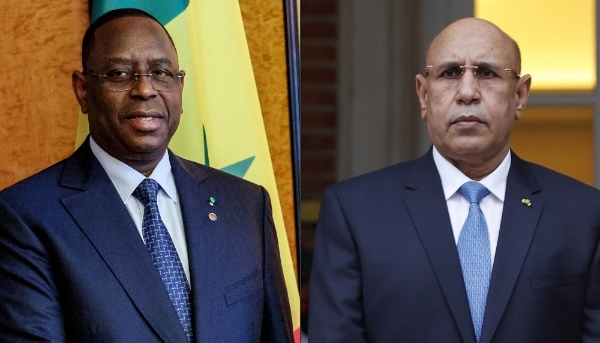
[72,71,89,114]
[416,74,428,120]
[514,74,531,121]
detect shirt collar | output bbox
[432,146,511,202]
[89,137,178,204]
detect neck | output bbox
[123,155,164,177]
[444,148,509,181]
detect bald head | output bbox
[425,18,521,75]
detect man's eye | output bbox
[476,68,496,78]
[441,67,461,79]
[151,69,172,76]
[151,69,174,82]
[105,70,133,81]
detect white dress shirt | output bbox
[432,146,511,266]
[89,137,190,282]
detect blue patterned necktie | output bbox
[457,181,491,342]
[133,178,193,342]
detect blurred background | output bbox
[300,0,598,336]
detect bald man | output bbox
[309,18,600,342]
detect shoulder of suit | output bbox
[0,157,67,200]
[328,157,423,195]
[521,159,600,193]
[506,154,600,207]
[171,153,264,191]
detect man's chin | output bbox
[126,140,169,158]
[444,139,488,155]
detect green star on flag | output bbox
[202,125,255,178]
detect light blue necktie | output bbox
[133,178,193,342]
[457,181,491,342]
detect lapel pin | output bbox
[521,198,532,207]
[208,197,216,206]
[208,212,218,221]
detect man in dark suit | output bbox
[309,17,600,342]
[0,8,292,343]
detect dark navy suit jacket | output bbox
[0,140,293,343]
[309,148,600,343]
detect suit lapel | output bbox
[59,142,188,343]
[170,154,223,343]
[404,151,477,343]
[480,153,542,343]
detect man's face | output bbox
[73,16,183,166]
[416,19,531,171]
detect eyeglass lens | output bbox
[424,64,519,80]
[85,70,184,92]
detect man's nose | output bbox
[455,71,481,104]
[130,74,158,98]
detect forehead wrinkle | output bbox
[424,18,519,68]
[103,57,175,67]
[149,58,174,66]
[105,57,133,65]
[429,51,501,65]
[427,41,515,70]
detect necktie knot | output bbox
[133,178,160,205]
[459,181,490,205]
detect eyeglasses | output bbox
[83,69,185,92]
[424,64,520,80]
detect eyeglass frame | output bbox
[82,69,185,92]
[424,64,520,80]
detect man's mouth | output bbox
[451,115,484,129]
[126,112,163,131]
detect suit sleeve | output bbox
[0,198,66,342]
[259,187,294,342]
[308,186,367,342]
[583,227,600,342]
